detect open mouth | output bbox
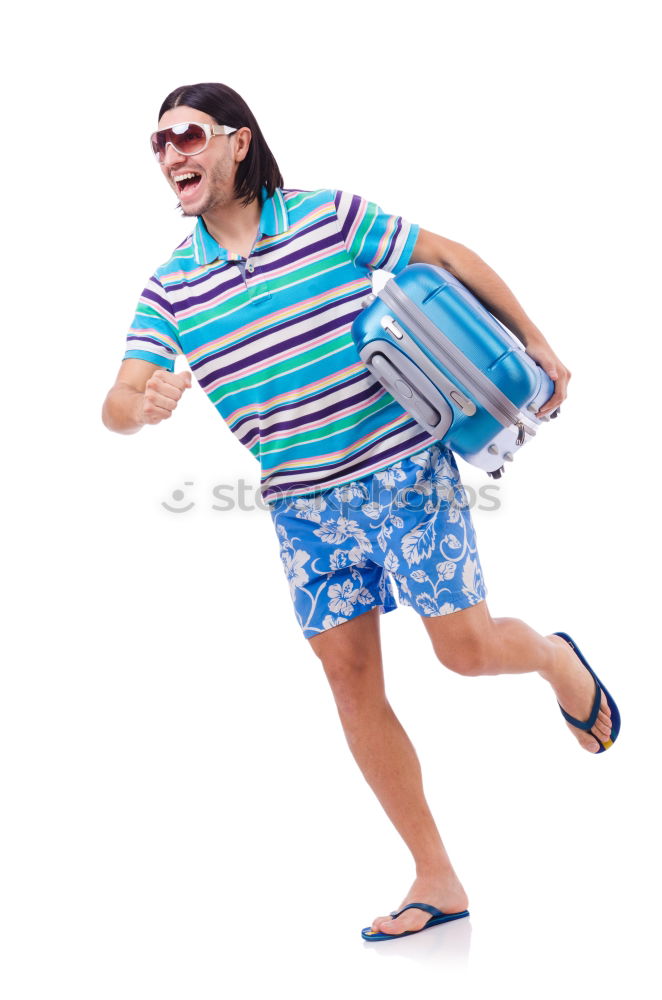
[173,172,202,196]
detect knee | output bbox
[312,650,385,719]
[431,634,492,677]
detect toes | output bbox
[376,916,418,935]
[372,918,398,935]
[593,704,613,740]
[571,725,601,752]
[590,696,612,742]
[371,913,424,935]
[566,720,603,751]
[371,915,392,932]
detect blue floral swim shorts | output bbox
[268,443,488,639]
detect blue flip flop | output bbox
[361,902,469,941]
[554,631,621,752]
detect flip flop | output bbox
[553,631,621,752]
[361,902,469,941]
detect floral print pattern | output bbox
[269,444,487,638]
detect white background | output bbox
[2,1,660,997]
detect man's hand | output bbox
[142,369,192,424]
[523,339,571,418]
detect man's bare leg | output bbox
[310,600,613,938]
[419,600,612,754]
[308,608,470,927]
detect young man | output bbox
[102,82,619,942]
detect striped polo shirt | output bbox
[124,186,440,503]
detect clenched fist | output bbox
[142,369,192,424]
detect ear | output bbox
[233,126,252,163]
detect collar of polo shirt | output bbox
[191,186,289,266]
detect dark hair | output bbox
[158,82,284,208]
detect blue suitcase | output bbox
[351,263,557,477]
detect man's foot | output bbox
[369,871,469,937]
[545,634,612,753]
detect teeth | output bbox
[174,172,199,182]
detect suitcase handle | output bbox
[372,354,443,428]
[379,315,477,416]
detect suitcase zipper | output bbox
[380,279,523,432]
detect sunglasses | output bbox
[150,121,238,161]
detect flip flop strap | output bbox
[389,902,444,920]
[557,674,602,731]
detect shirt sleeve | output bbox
[332,190,419,274]
[123,275,182,371]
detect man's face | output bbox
[157,105,241,218]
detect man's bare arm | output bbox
[409,229,571,417]
[102,359,192,434]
